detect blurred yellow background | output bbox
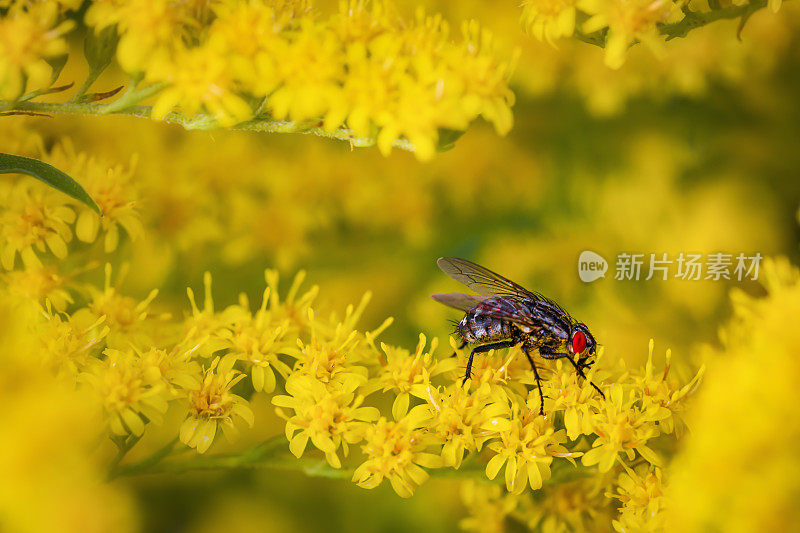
[2,0,800,531]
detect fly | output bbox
[431,257,605,414]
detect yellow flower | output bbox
[39,310,108,376]
[285,311,370,391]
[80,347,170,436]
[87,0,188,72]
[458,481,520,533]
[363,333,457,420]
[309,289,394,366]
[184,271,235,356]
[521,0,578,43]
[523,478,615,533]
[273,373,380,468]
[448,339,527,399]
[424,381,512,468]
[545,358,604,440]
[453,20,517,136]
[208,0,289,96]
[80,0,516,160]
[0,2,74,98]
[71,263,160,347]
[485,410,571,494]
[268,19,343,123]
[0,294,137,533]
[137,334,204,395]
[216,284,293,393]
[352,413,443,498]
[579,0,685,68]
[632,340,704,435]
[149,41,253,127]
[262,269,319,334]
[180,356,254,453]
[581,383,665,472]
[667,258,800,532]
[0,181,75,270]
[1,264,73,311]
[43,140,143,252]
[610,466,666,532]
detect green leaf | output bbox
[436,128,465,153]
[84,26,119,73]
[0,153,101,215]
[46,54,69,83]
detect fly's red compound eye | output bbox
[571,330,587,354]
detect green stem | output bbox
[108,436,181,480]
[99,82,167,114]
[110,435,592,487]
[661,0,768,40]
[108,434,142,473]
[71,68,104,102]
[0,99,415,153]
[574,0,772,48]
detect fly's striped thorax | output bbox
[458,310,515,344]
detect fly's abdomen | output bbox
[459,311,514,344]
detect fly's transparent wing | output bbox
[437,257,537,298]
[430,293,486,312]
[436,257,572,320]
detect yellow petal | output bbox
[121,409,145,436]
[389,475,414,498]
[45,234,68,258]
[75,210,100,243]
[392,393,410,421]
[289,433,309,458]
[505,456,518,491]
[564,408,580,440]
[252,365,265,391]
[104,225,119,252]
[485,453,506,480]
[180,417,199,445]
[263,366,276,393]
[195,421,217,454]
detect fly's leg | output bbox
[523,345,545,415]
[552,353,605,400]
[463,340,518,385]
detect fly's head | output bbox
[568,322,597,370]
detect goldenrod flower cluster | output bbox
[667,258,800,531]
[521,0,786,69]
[4,117,775,373]
[0,0,75,99]
[0,133,705,532]
[0,0,516,159]
[451,256,800,532]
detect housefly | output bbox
[431,257,605,414]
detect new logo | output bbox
[578,251,608,283]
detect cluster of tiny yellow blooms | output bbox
[0,131,141,274]
[0,286,138,532]
[0,0,516,160]
[521,0,785,69]
[0,122,709,533]
[665,257,800,532]
[0,146,704,533]
[0,0,77,99]
[544,8,799,117]
[454,258,800,533]
[2,117,779,366]
[415,0,800,116]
